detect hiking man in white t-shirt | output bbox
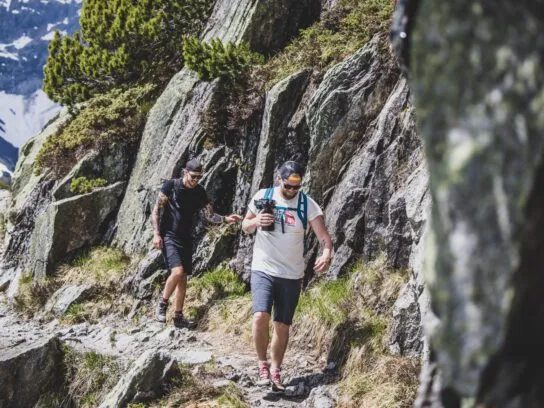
[242,161,333,392]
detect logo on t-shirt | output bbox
[273,211,296,227]
[284,212,296,226]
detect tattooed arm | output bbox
[151,192,168,249]
[201,203,243,224]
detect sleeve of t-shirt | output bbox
[247,189,265,214]
[306,194,323,222]
[160,179,175,198]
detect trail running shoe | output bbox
[173,313,197,329]
[256,361,270,386]
[271,368,285,392]
[155,298,168,323]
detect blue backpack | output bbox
[260,186,310,254]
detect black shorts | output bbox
[251,270,302,325]
[162,237,193,275]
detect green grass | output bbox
[216,383,249,408]
[63,303,86,324]
[258,0,394,87]
[189,266,246,299]
[297,275,353,326]
[65,247,130,286]
[13,273,59,317]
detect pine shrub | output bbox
[43,0,214,106]
[182,37,264,81]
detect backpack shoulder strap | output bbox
[264,186,274,200]
[297,191,308,231]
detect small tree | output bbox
[43,0,214,106]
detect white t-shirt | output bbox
[248,187,323,279]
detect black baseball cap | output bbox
[185,158,203,172]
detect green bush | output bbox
[70,177,107,194]
[183,37,264,81]
[261,0,394,86]
[35,84,155,177]
[43,0,214,106]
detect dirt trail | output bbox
[0,298,338,407]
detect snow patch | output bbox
[13,35,32,49]
[0,0,12,10]
[0,51,18,61]
[0,90,61,147]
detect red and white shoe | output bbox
[256,361,270,386]
[270,367,285,392]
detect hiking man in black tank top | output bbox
[152,158,242,328]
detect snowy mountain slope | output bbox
[0,0,81,148]
[0,89,59,148]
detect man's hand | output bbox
[256,212,274,228]
[152,233,163,249]
[224,214,243,223]
[314,253,331,274]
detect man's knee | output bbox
[169,266,186,281]
[254,312,270,326]
[273,321,290,334]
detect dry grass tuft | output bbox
[13,273,60,317]
[61,346,122,407]
[291,254,420,406]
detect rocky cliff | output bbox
[0,0,433,406]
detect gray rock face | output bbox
[0,336,64,408]
[250,69,311,196]
[202,0,321,55]
[305,35,423,276]
[2,111,70,285]
[53,145,133,201]
[396,0,544,404]
[45,284,94,316]
[98,350,176,407]
[388,162,431,357]
[28,182,126,279]
[113,0,321,255]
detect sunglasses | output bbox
[187,172,203,181]
[282,182,301,190]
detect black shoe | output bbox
[155,298,168,323]
[173,314,197,329]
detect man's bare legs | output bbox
[162,266,186,307]
[270,321,290,371]
[253,312,270,361]
[253,315,291,368]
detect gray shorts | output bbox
[251,270,302,325]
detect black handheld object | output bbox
[254,198,275,231]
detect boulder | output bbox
[126,249,165,296]
[28,182,126,279]
[302,385,337,408]
[98,349,176,407]
[53,144,133,200]
[44,284,94,316]
[0,336,64,408]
